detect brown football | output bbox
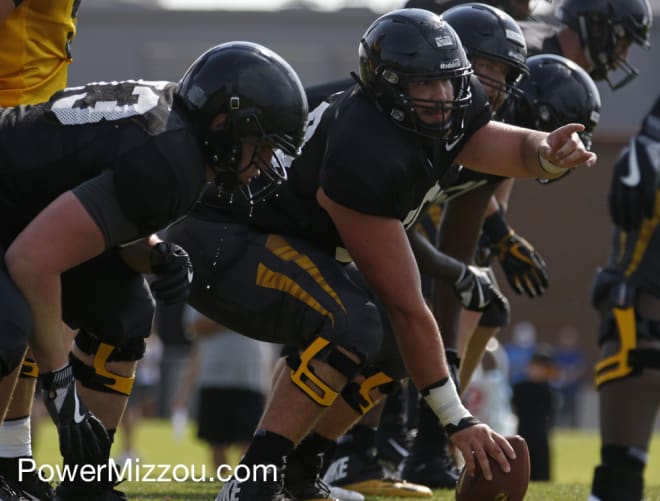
[455,435,530,501]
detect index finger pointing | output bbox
[546,123,586,149]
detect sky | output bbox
[155,0,660,15]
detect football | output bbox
[455,435,530,501]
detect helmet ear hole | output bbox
[174,41,308,202]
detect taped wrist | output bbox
[537,149,567,176]
[421,377,478,435]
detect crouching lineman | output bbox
[166,8,596,501]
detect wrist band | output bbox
[538,149,567,175]
[421,377,473,430]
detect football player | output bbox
[520,0,653,90]
[589,94,660,501]
[0,42,307,501]
[0,2,80,499]
[165,8,595,501]
[0,4,228,500]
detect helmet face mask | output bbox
[175,41,308,203]
[358,8,473,141]
[557,0,652,89]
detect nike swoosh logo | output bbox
[620,138,640,187]
[187,269,194,283]
[73,390,85,424]
[445,134,464,151]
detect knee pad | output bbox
[595,308,660,388]
[286,336,361,407]
[341,367,396,415]
[19,356,39,379]
[71,329,145,396]
[591,445,645,501]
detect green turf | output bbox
[32,419,660,500]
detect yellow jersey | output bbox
[0,0,79,106]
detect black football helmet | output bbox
[358,8,473,142]
[512,54,601,183]
[175,41,308,202]
[557,0,653,89]
[443,3,528,106]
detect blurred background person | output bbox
[172,307,277,469]
[511,346,560,481]
[551,325,587,428]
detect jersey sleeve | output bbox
[112,129,206,236]
[320,104,412,219]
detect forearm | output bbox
[388,305,449,390]
[408,230,465,283]
[118,234,162,273]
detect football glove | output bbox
[40,365,111,465]
[484,209,549,298]
[608,135,659,232]
[453,264,509,313]
[149,242,194,304]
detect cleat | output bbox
[284,447,354,501]
[215,475,293,501]
[328,485,364,501]
[401,448,461,489]
[12,471,54,501]
[323,446,432,498]
[0,474,28,501]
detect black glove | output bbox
[484,210,549,298]
[40,365,111,465]
[149,242,193,304]
[453,264,508,312]
[608,135,659,232]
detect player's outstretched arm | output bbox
[457,121,597,180]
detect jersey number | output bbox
[51,81,168,125]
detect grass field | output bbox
[32,419,660,500]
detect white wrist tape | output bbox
[423,378,472,427]
[537,150,567,175]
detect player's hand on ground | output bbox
[42,371,111,465]
[450,423,515,480]
[149,241,194,304]
[540,123,597,170]
[494,232,549,297]
[453,264,509,311]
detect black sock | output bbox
[412,399,448,453]
[0,456,28,481]
[295,432,336,461]
[242,429,294,473]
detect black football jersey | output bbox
[196,77,491,257]
[0,80,207,245]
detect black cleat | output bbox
[401,447,460,489]
[323,446,431,498]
